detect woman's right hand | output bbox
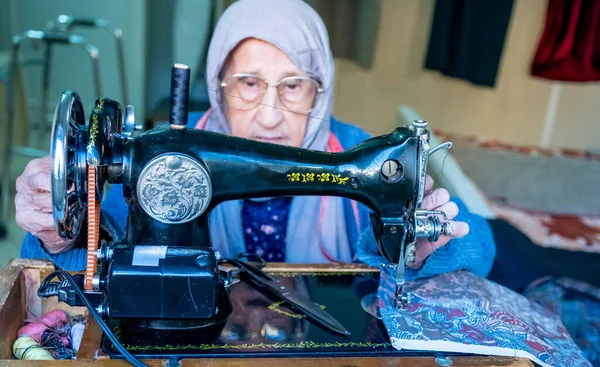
[15,155,74,254]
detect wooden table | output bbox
[0,259,533,366]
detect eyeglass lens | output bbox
[222,75,319,113]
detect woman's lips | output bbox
[254,136,286,143]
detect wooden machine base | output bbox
[0,259,533,367]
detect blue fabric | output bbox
[20,113,497,280]
[523,277,600,367]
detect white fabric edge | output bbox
[391,337,551,367]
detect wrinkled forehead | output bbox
[220,38,321,80]
[208,0,333,88]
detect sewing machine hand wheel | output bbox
[50,91,88,241]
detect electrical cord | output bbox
[39,270,148,367]
[37,271,65,298]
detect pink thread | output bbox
[18,310,69,344]
[39,310,68,326]
[17,323,47,343]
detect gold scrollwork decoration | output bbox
[123,340,391,351]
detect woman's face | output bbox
[221,39,311,147]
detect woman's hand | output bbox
[15,156,74,254]
[408,175,470,269]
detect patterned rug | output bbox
[487,201,600,253]
[432,130,600,253]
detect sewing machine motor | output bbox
[43,64,452,338]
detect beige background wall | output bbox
[331,0,600,151]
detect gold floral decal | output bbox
[267,301,326,319]
[87,97,104,155]
[274,272,376,277]
[123,340,391,351]
[287,172,349,185]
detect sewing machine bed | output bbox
[102,270,400,359]
[0,259,534,366]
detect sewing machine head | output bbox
[47,64,451,334]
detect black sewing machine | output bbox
[39,64,453,363]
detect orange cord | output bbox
[85,165,100,291]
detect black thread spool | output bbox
[169,63,190,129]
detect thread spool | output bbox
[18,309,69,343]
[13,336,55,360]
[39,309,68,325]
[169,63,190,130]
[17,323,48,343]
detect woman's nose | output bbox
[256,87,284,128]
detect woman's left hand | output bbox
[408,175,470,269]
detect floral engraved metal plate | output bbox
[137,153,211,224]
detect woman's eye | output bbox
[239,77,259,88]
[284,81,302,92]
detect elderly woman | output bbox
[16,0,496,278]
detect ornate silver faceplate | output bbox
[137,153,211,224]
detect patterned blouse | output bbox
[242,197,293,261]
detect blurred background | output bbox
[0,0,599,267]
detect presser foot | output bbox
[394,285,413,310]
[381,263,413,309]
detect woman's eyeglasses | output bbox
[220,73,324,114]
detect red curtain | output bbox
[531,0,600,82]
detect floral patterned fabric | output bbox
[377,267,592,367]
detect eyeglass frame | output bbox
[218,73,325,113]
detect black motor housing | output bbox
[106,245,219,319]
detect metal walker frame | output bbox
[0,16,127,238]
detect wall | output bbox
[7,0,146,135]
[145,0,174,115]
[0,0,13,51]
[332,0,600,151]
[145,0,212,115]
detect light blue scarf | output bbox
[201,0,355,263]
